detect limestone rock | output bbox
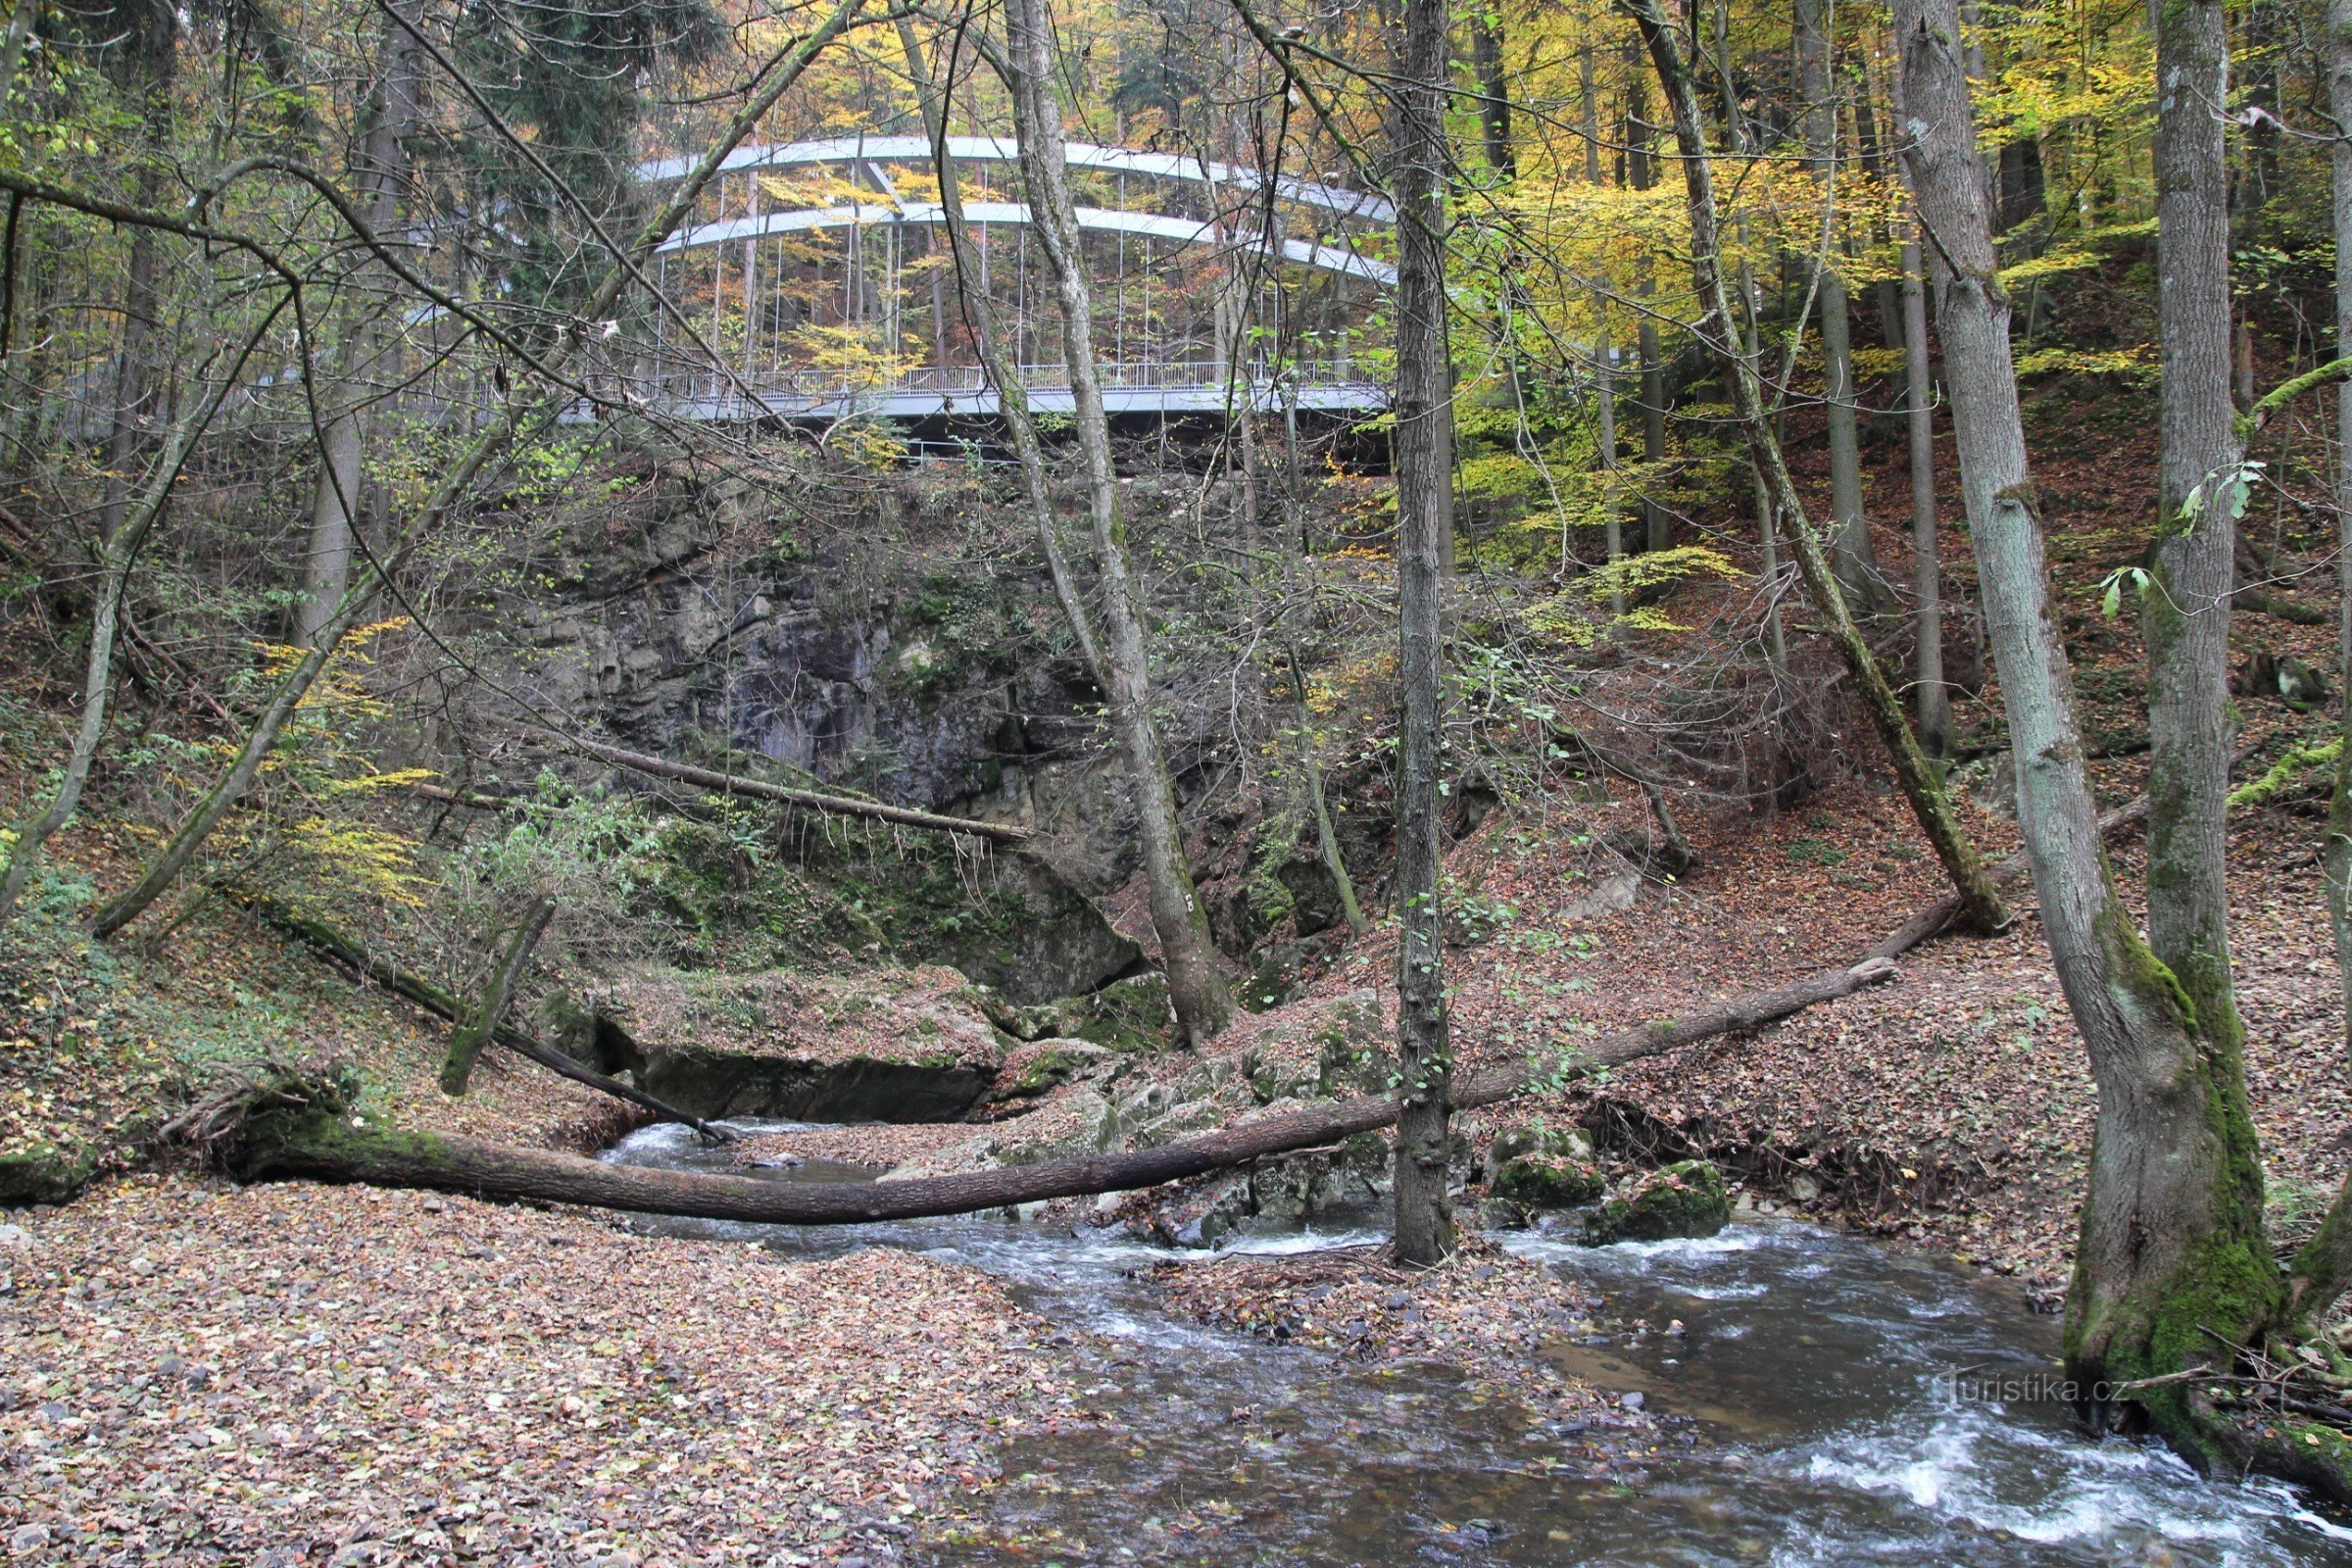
[1580,1160,1732,1247]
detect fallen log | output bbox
[558,735,1034,847]
[233,956,1900,1222]
[249,898,733,1144]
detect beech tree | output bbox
[1894,0,2342,1483]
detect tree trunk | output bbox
[1388,0,1456,1268]
[1892,0,2276,1450]
[1622,0,2006,937]
[297,3,419,648]
[83,0,867,940]
[1287,644,1367,937]
[897,18,1108,692]
[96,5,175,549]
[440,899,555,1096]
[1597,333,1622,615]
[999,0,1234,1046]
[1900,223,1947,757]
[1472,9,1513,179]
[559,731,1034,844]
[2289,0,2352,1342]
[1638,311,1667,551]
[1794,0,1890,613]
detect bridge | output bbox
[602,133,1397,423]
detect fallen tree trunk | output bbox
[234,956,1900,1222]
[250,899,732,1143]
[558,735,1034,847]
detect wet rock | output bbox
[1580,1161,1732,1247]
[1491,1153,1606,1210]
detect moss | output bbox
[2064,899,2279,1455]
[1491,1152,1604,1209]
[1580,1160,1731,1247]
[0,1143,100,1205]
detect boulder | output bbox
[1491,1153,1606,1210]
[1580,1160,1732,1247]
[1484,1122,1595,1183]
[582,965,1011,1121]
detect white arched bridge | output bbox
[608,133,1396,423]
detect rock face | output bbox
[1580,1160,1732,1247]
[569,966,1013,1122]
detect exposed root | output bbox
[159,1059,356,1167]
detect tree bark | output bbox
[83,0,868,940]
[999,0,1234,1045]
[1287,643,1367,937]
[897,18,1108,690]
[297,1,419,648]
[96,0,175,549]
[440,899,555,1097]
[1893,0,2276,1447]
[1620,0,2006,936]
[1472,8,1513,179]
[1794,0,1890,613]
[2146,0,2248,1071]
[1388,0,1456,1268]
[2290,0,2352,1340]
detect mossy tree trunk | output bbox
[1388,0,1456,1267]
[999,0,1233,1047]
[1892,0,2278,1457]
[439,899,554,1097]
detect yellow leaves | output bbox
[1997,219,2154,285]
[1580,545,1742,605]
[2010,343,2157,385]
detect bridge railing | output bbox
[621,357,1381,411]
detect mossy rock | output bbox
[0,1143,100,1206]
[1022,972,1175,1054]
[994,1042,1111,1102]
[1492,1152,1605,1209]
[1580,1160,1731,1247]
[1485,1122,1594,1182]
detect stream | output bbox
[607,1120,2352,1566]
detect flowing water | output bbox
[607,1121,2352,1566]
